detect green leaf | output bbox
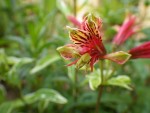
[24,88,67,104]
[105,75,132,90]
[68,66,76,82]
[57,0,71,16]
[0,85,6,103]
[6,57,33,87]
[86,69,101,90]
[104,51,131,64]
[0,102,14,113]
[0,88,67,113]
[7,57,33,65]
[30,55,60,74]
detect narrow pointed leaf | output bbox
[30,55,60,74]
[0,89,67,113]
[105,75,132,90]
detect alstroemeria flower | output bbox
[129,41,150,59]
[113,14,138,46]
[57,14,131,71]
[67,15,81,28]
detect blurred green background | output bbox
[0,0,150,113]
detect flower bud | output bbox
[129,41,150,59]
[76,53,91,69]
[104,51,131,64]
[57,44,80,60]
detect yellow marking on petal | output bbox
[86,14,102,37]
[66,26,90,44]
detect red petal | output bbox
[67,59,79,66]
[67,26,91,45]
[67,15,81,28]
[129,41,150,59]
[113,15,136,45]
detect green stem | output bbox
[100,60,104,83]
[95,60,104,113]
[73,69,78,102]
[72,0,78,109]
[73,0,77,17]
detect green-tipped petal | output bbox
[76,53,91,69]
[90,13,102,29]
[104,51,131,64]
[85,13,101,37]
[57,44,80,60]
[66,26,90,45]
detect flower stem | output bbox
[73,0,77,17]
[100,60,104,83]
[95,60,104,113]
[73,69,78,102]
[72,0,78,108]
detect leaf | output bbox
[6,57,33,86]
[86,69,114,90]
[68,65,75,82]
[142,27,150,39]
[30,55,60,74]
[105,75,132,90]
[0,88,67,113]
[24,88,67,104]
[104,51,131,64]
[0,102,14,113]
[0,85,6,103]
[57,0,71,15]
[5,35,25,46]
[7,57,33,65]
[86,69,101,90]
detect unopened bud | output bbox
[57,45,80,60]
[76,53,91,69]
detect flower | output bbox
[113,14,138,46]
[57,13,131,71]
[111,13,150,61]
[67,15,81,28]
[129,41,150,59]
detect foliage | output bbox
[0,0,150,113]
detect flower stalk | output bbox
[95,60,104,113]
[73,69,78,102]
[72,1,78,111]
[73,0,77,17]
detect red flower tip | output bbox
[129,41,150,59]
[113,14,137,46]
[67,15,81,28]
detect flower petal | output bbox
[90,13,102,29]
[82,13,101,38]
[67,15,81,28]
[66,26,90,45]
[76,53,91,69]
[57,44,80,60]
[113,14,136,45]
[129,41,150,59]
[104,51,131,64]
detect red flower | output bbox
[129,41,150,59]
[113,14,138,46]
[57,14,131,71]
[67,15,81,28]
